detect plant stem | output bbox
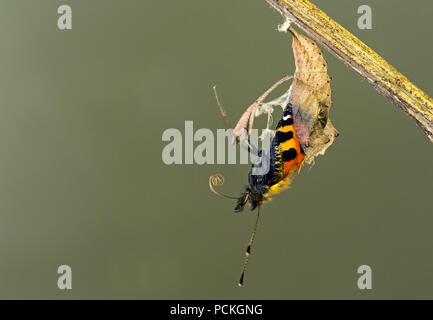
[265,0,433,142]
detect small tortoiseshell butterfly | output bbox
[210,27,339,286]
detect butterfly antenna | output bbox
[238,205,261,287]
[213,85,232,129]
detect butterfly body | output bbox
[210,27,338,286]
[235,104,304,212]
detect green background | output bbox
[0,0,431,299]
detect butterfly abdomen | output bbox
[275,106,305,175]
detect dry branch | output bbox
[265,0,433,142]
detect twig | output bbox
[265,0,433,142]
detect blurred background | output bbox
[0,0,431,299]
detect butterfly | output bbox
[210,27,339,286]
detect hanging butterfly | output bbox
[210,26,339,286]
